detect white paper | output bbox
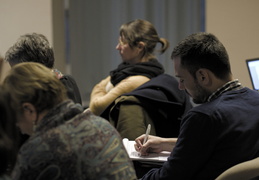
[122,138,170,162]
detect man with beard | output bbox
[134,32,259,180]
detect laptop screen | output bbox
[246,58,259,90]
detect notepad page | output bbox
[122,138,170,162]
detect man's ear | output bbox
[196,69,210,85]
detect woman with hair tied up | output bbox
[2,62,137,180]
[89,19,169,116]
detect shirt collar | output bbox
[207,79,243,102]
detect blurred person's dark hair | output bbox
[5,33,54,68]
[0,86,19,176]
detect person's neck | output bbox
[209,76,233,94]
[131,54,155,64]
[34,110,49,127]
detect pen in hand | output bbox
[143,124,151,145]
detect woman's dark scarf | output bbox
[110,59,164,86]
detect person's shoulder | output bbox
[120,75,150,87]
[244,87,259,95]
[124,75,150,81]
[59,74,79,87]
[189,87,259,114]
[60,74,82,104]
[80,109,116,128]
[60,74,76,82]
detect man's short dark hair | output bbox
[171,32,231,80]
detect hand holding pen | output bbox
[134,125,177,156]
[134,124,163,156]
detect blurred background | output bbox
[0,0,258,106]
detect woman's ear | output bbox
[19,103,37,136]
[22,103,37,120]
[137,41,145,50]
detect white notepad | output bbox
[122,138,170,162]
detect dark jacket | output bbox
[60,75,82,105]
[109,74,193,139]
[141,87,259,180]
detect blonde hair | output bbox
[3,62,67,114]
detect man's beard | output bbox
[191,83,211,104]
